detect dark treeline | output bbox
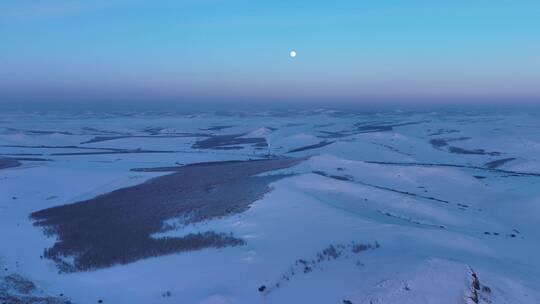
[31,158,302,272]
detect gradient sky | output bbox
[1,0,539,106]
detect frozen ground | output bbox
[1,108,540,303]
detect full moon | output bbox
[289,50,297,58]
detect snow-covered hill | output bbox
[1,109,539,303]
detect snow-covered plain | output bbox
[1,108,540,303]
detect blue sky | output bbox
[1,0,539,106]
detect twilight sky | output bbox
[1,0,539,106]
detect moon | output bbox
[289,50,297,58]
